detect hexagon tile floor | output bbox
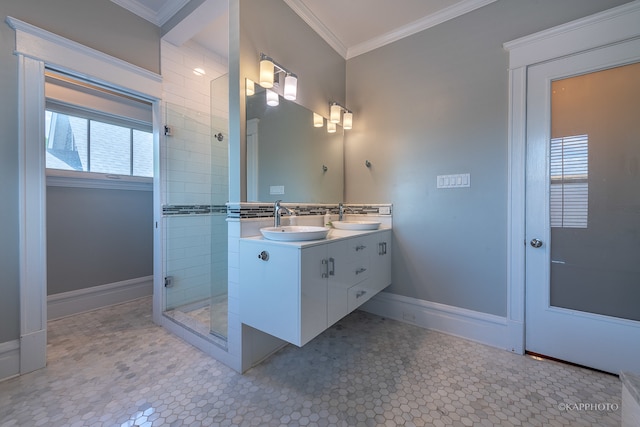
[0,297,622,427]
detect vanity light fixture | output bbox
[284,73,297,100]
[313,112,324,127]
[259,53,298,101]
[329,102,353,129]
[266,87,279,106]
[342,111,353,130]
[327,121,337,133]
[259,55,274,88]
[330,103,342,123]
[246,79,255,96]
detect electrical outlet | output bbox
[379,206,391,215]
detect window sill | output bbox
[46,169,153,191]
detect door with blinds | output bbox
[525,38,640,374]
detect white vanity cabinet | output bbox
[239,242,328,347]
[239,228,392,347]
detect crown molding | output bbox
[347,0,497,59]
[283,0,348,59]
[284,0,496,60]
[110,0,189,26]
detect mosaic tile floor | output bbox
[0,296,622,426]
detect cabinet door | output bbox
[368,230,392,293]
[326,240,349,326]
[239,242,301,344]
[300,244,329,346]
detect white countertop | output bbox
[240,227,391,248]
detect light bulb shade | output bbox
[313,112,324,127]
[342,112,353,130]
[259,59,274,88]
[327,121,337,133]
[284,74,297,101]
[266,88,279,106]
[330,104,341,123]
[246,79,255,96]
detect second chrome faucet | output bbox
[274,200,292,227]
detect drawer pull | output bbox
[355,245,366,251]
[356,290,367,298]
[355,267,367,275]
[258,251,269,261]
[322,259,329,278]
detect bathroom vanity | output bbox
[239,228,392,346]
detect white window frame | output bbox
[7,16,162,375]
[45,106,154,191]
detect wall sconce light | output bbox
[330,103,341,123]
[259,55,274,88]
[246,79,255,96]
[313,112,324,127]
[342,111,353,130]
[266,87,279,106]
[260,53,298,101]
[327,121,337,133]
[329,102,353,130]
[284,73,297,101]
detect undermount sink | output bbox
[260,225,330,241]
[331,220,381,230]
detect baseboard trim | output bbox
[0,340,20,382]
[48,276,153,320]
[360,291,508,350]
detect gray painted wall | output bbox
[0,0,160,343]
[344,0,631,317]
[47,186,153,295]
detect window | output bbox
[44,70,153,178]
[550,134,588,228]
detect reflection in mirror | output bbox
[246,80,344,203]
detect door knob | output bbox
[530,238,543,248]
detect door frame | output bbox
[503,1,640,354]
[8,17,162,375]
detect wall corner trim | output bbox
[360,291,508,350]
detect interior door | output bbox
[525,38,640,374]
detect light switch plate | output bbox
[437,173,470,189]
[269,185,285,195]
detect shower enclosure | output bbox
[161,74,229,343]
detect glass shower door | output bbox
[162,77,229,341]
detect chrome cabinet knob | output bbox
[530,238,543,248]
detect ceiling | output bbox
[112,0,496,60]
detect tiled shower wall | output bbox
[161,40,229,309]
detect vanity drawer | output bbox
[347,280,375,311]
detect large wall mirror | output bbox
[246,80,344,203]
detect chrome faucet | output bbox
[338,203,354,221]
[274,200,292,227]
